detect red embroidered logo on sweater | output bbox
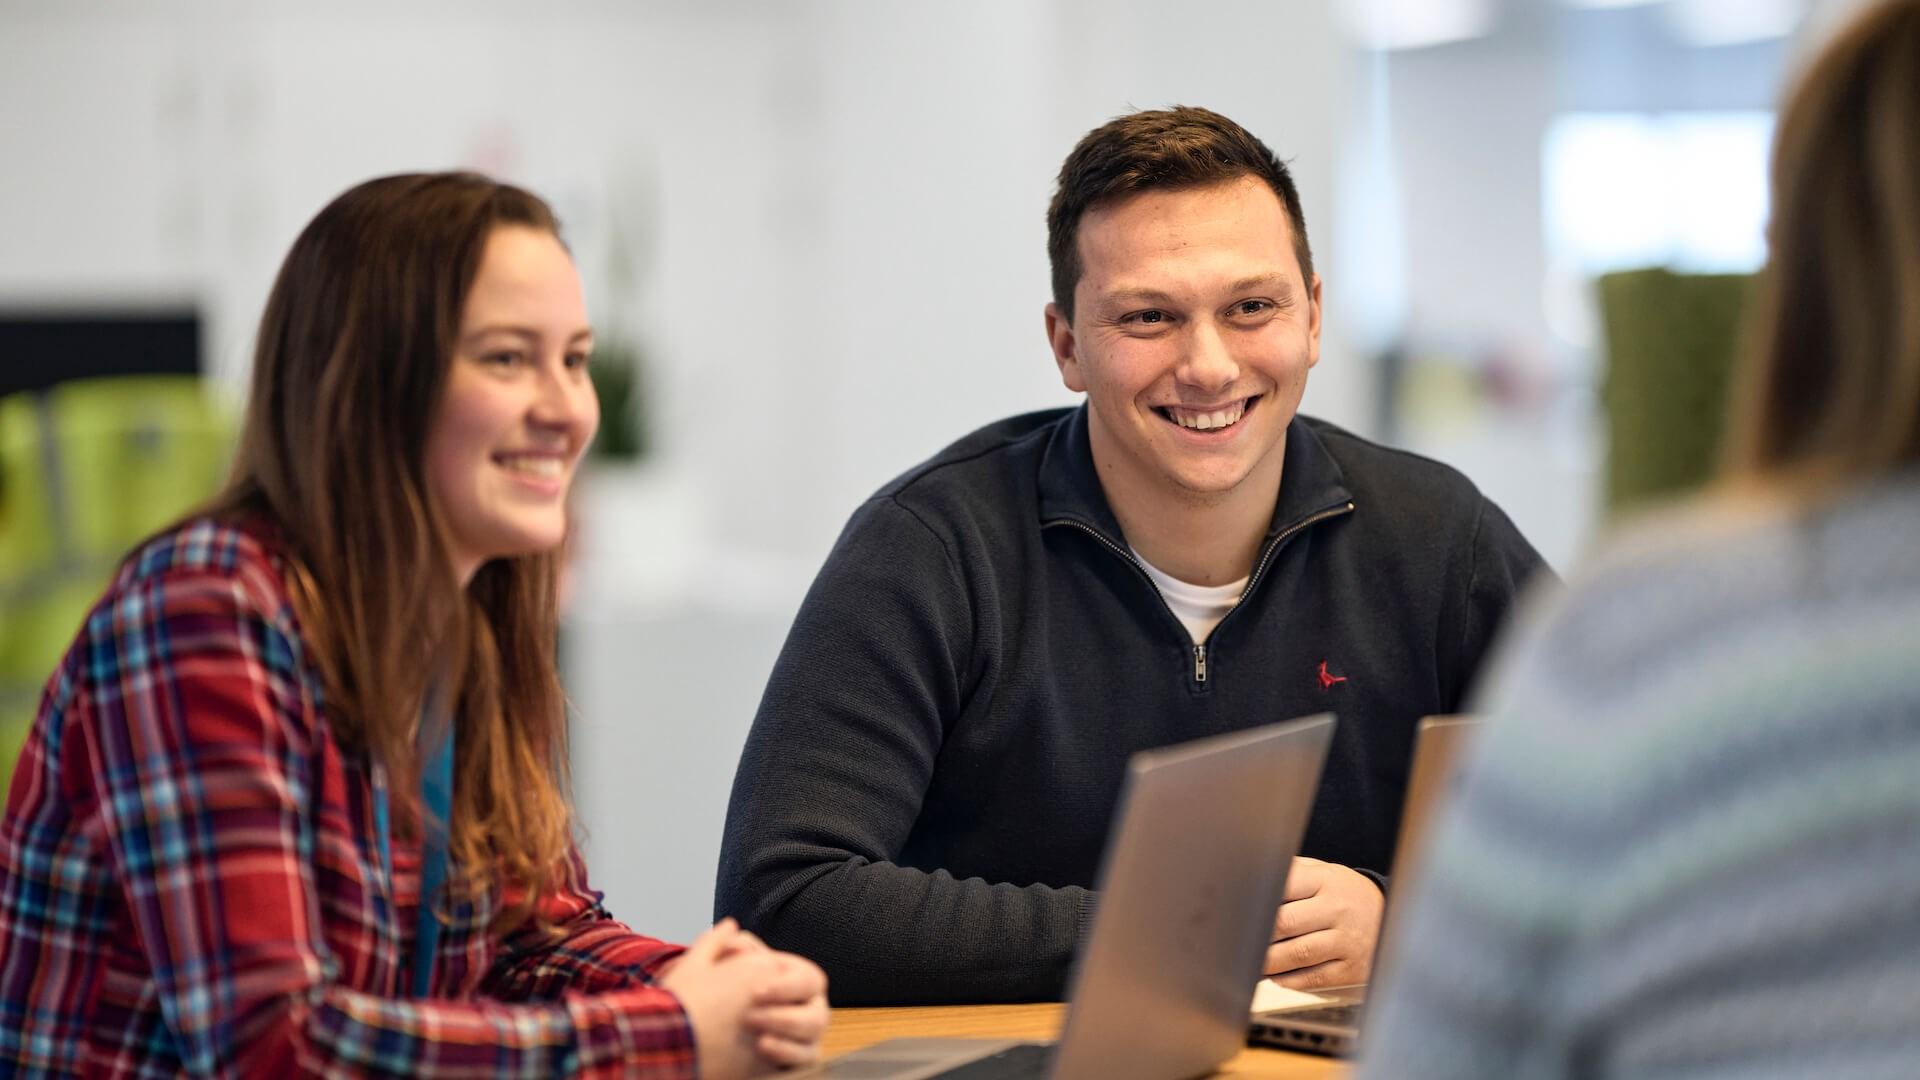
[1317,660,1348,691]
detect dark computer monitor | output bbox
[0,310,201,397]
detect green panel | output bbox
[0,394,55,573]
[52,375,233,561]
[1597,268,1755,517]
[0,706,31,803]
[0,375,235,790]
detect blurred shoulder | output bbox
[39,515,313,734]
[109,514,298,624]
[1493,474,1920,720]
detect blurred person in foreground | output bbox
[1360,2,1920,1074]
[0,173,825,1078]
[716,106,1549,1004]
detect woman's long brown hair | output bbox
[1720,0,1920,493]
[210,172,575,928]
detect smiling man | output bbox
[716,107,1548,1004]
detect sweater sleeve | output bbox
[77,566,696,1078]
[714,496,1090,1004]
[479,848,685,1002]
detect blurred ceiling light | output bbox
[1336,0,1495,50]
[1557,0,1664,8]
[1662,0,1807,45]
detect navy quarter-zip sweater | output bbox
[715,405,1548,1004]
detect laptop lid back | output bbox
[1050,714,1335,1079]
[1385,716,1481,904]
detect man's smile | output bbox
[1154,394,1261,433]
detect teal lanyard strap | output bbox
[372,690,455,999]
[413,713,454,998]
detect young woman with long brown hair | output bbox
[1359,1,1920,1074]
[0,172,826,1077]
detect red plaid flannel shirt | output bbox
[0,518,698,1077]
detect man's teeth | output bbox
[1169,401,1246,431]
[501,456,563,477]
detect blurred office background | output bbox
[0,0,1876,940]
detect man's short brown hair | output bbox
[1046,105,1315,323]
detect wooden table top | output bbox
[824,1003,1348,1078]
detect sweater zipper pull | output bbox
[1193,644,1208,683]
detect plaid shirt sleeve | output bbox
[69,555,697,1077]
[481,848,687,1002]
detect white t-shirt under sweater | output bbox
[1130,548,1247,645]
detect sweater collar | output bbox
[1036,403,1354,547]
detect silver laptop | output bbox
[1247,715,1482,1057]
[802,713,1336,1080]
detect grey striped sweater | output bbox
[1359,474,1920,1078]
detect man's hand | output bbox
[659,918,831,1077]
[1264,857,1384,990]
